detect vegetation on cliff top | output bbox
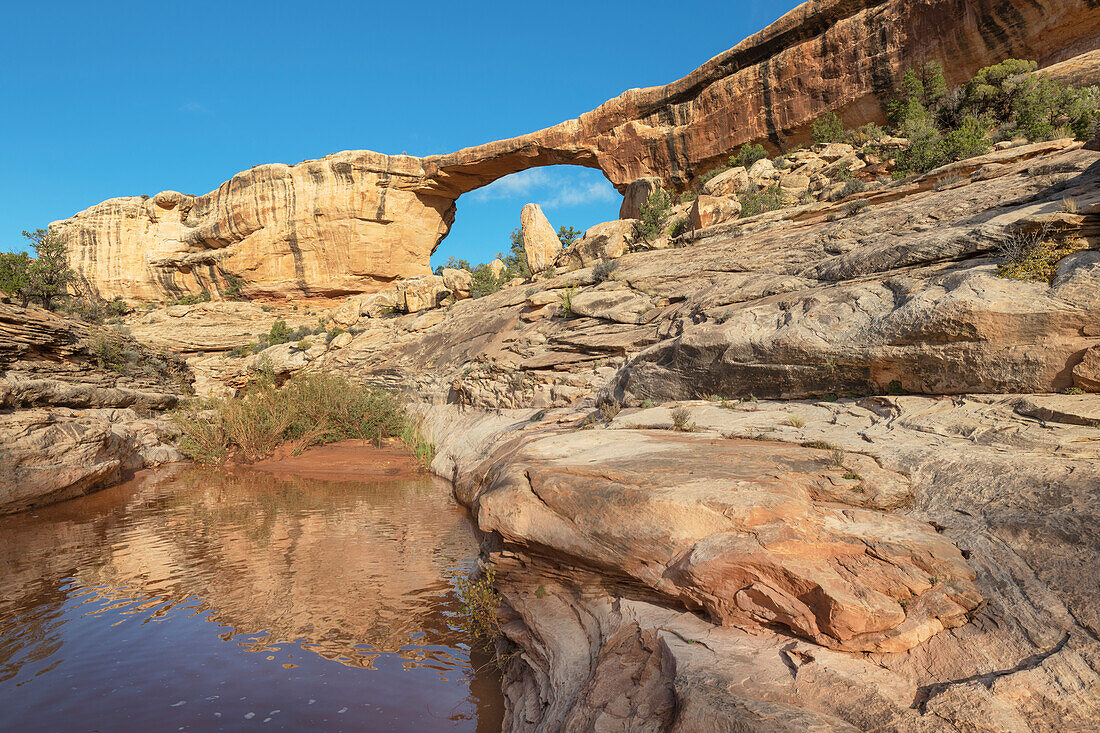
[173,371,432,466]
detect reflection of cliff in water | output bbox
[0,464,488,681]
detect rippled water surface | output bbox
[0,465,503,732]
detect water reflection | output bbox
[0,465,503,732]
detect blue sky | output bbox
[0,1,801,265]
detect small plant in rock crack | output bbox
[670,406,697,432]
[454,568,505,651]
[785,415,806,428]
[843,471,863,481]
[559,286,578,317]
[829,448,848,468]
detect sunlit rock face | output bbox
[52,0,1100,302]
[54,152,453,303]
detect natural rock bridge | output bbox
[52,0,1100,301]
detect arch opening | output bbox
[430,164,622,271]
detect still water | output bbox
[0,465,503,732]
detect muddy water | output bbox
[0,464,503,732]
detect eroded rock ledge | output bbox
[52,0,1100,302]
[417,394,1100,731]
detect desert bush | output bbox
[88,328,127,371]
[454,568,504,651]
[592,259,619,283]
[174,371,426,464]
[559,285,578,317]
[668,217,689,238]
[0,251,32,306]
[733,143,768,170]
[845,199,870,217]
[829,177,867,201]
[996,225,1086,282]
[811,112,846,144]
[670,406,696,432]
[740,184,784,217]
[635,188,673,242]
[557,226,582,247]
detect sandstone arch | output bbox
[51,0,1100,301]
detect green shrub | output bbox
[811,112,846,144]
[733,143,768,169]
[222,275,246,301]
[454,568,504,651]
[740,184,784,217]
[267,319,293,345]
[173,372,424,464]
[559,285,578,317]
[996,226,1087,282]
[557,226,582,247]
[668,217,689,238]
[941,115,993,161]
[0,251,32,306]
[634,188,673,242]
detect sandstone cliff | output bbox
[51,0,1100,302]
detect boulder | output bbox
[689,195,743,229]
[1074,346,1100,391]
[399,275,449,313]
[778,172,812,194]
[559,220,636,269]
[490,258,507,279]
[814,142,855,161]
[701,167,749,197]
[748,158,777,180]
[441,267,473,299]
[619,177,663,220]
[521,203,562,275]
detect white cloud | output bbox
[179,101,211,114]
[467,167,618,208]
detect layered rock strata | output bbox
[0,303,191,513]
[52,0,1100,301]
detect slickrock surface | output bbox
[415,391,1100,731]
[0,303,191,513]
[288,138,1097,730]
[317,140,1100,403]
[51,0,1100,302]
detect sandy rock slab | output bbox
[0,408,181,514]
[458,428,980,654]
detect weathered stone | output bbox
[618,178,663,220]
[1074,346,1100,391]
[399,276,449,313]
[689,195,743,229]
[126,301,319,353]
[560,220,636,269]
[441,267,473,299]
[748,158,777,179]
[701,167,749,197]
[521,203,562,275]
[490,258,507,279]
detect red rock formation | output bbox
[53,0,1100,301]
